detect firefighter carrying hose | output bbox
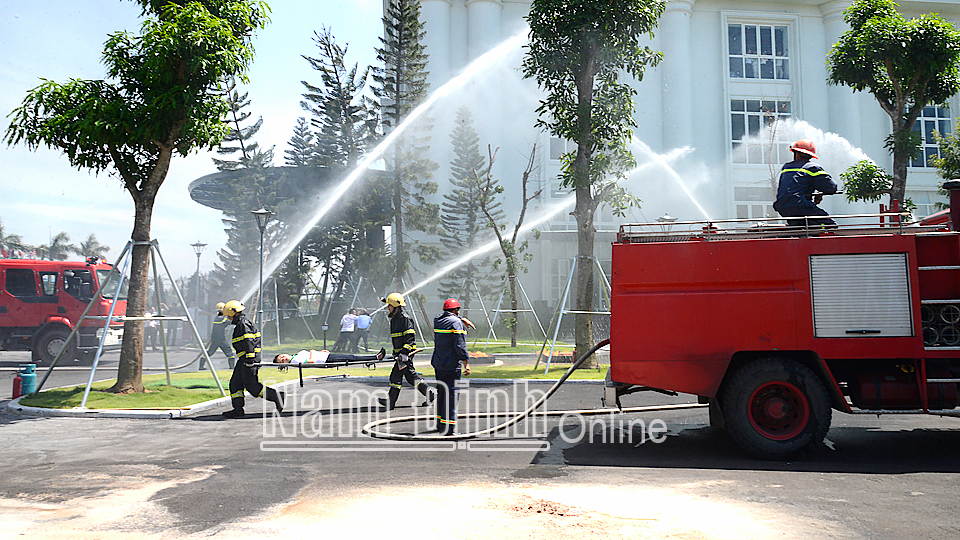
[773,139,838,227]
[378,292,434,410]
[221,300,284,419]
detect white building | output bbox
[405,0,960,311]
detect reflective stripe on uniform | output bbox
[391,329,415,338]
[781,167,829,176]
[230,390,244,398]
[435,329,466,335]
[232,332,261,344]
[390,383,402,389]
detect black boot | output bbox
[266,387,285,413]
[419,388,436,407]
[379,386,400,410]
[222,408,245,418]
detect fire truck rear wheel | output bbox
[36,328,78,366]
[721,357,831,460]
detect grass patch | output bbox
[19,350,599,410]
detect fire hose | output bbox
[361,339,707,441]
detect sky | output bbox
[0,0,384,279]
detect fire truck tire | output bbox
[721,357,831,460]
[36,328,78,366]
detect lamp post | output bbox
[252,208,273,326]
[656,213,678,232]
[190,241,206,310]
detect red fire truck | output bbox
[609,187,960,460]
[0,258,126,365]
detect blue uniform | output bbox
[774,158,838,226]
[431,310,468,435]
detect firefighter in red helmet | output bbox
[431,298,471,435]
[773,139,839,227]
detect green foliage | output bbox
[372,0,439,283]
[841,160,894,203]
[933,131,960,181]
[213,78,267,171]
[827,0,960,203]
[284,117,315,167]
[438,107,502,306]
[78,234,110,259]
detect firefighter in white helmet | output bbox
[377,292,434,410]
[220,300,284,418]
[774,139,838,227]
[199,301,237,370]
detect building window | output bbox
[906,189,947,218]
[911,105,952,168]
[550,137,576,161]
[734,186,776,219]
[728,24,789,80]
[731,99,792,164]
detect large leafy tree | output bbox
[828,0,960,205]
[5,0,269,393]
[372,0,440,289]
[522,0,664,364]
[78,234,111,259]
[438,106,502,312]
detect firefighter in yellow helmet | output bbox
[199,301,237,370]
[377,293,434,410]
[221,300,284,418]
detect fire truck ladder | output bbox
[32,240,226,407]
[535,255,612,374]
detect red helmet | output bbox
[443,298,461,310]
[790,139,818,159]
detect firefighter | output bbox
[377,292,434,410]
[431,298,471,435]
[199,302,237,370]
[220,300,284,419]
[773,139,839,227]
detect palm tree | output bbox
[0,219,29,257]
[78,234,110,259]
[39,232,78,261]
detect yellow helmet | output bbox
[215,302,225,311]
[381,292,405,307]
[222,300,245,317]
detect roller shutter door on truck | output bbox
[810,253,913,338]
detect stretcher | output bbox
[248,349,423,387]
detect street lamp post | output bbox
[252,208,274,327]
[190,241,206,311]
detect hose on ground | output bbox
[362,339,706,441]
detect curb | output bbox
[5,377,603,419]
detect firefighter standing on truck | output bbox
[220,300,284,419]
[378,292,434,410]
[431,298,471,435]
[773,139,838,227]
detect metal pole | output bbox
[258,227,265,326]
[81,248,133,408]
[483,287,506,351]
[273,277,281,345]
[536,258,577,373]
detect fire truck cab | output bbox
[0,258,126,365]
[609,200,960,460]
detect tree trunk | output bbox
[508,273,518,347]
[108,190,156,394]
[891,128,909,208]
[575,188,597,368]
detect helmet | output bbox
[443,298,461,310]
[381,292,405,307]
[215,302,225,311]
[789,139,818,159]
[222,300,245,317]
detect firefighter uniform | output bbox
[774,158,838,226]
[431,308,469,435]
[199,313,236,370]
[223,305,283,418]
[383,304,432,409]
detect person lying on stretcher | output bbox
[273,347,386,366]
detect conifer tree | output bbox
[372,0,440,287]
[284,117,315,167]
[438,106,502,312]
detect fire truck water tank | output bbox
[850,369,959,410]
[18,364,37,396]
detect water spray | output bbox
[240,29,531,304]
[630,138,712,220]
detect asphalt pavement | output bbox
[2,348,960,539]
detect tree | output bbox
[0,219,30,257]
[438,106,502,313]
[39,232,77,261]
[828,0,960,205]
[78,234,111,259]
[522,0,664,364]
[479,145,541,347]
[284,117,315,167]
[372,0,440,288]
[5,0,269,393]
[213,78,271,171]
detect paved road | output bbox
[1,351,959,539]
